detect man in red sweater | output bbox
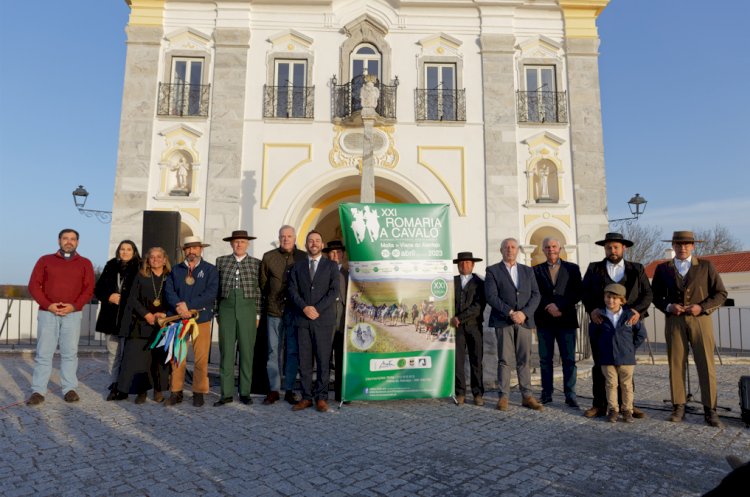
[26,229,95,406]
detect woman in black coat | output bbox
[117,247,172,404]
[94,240,140,400]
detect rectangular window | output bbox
[525,66,557,122]
[171,58,204,116]
[425,63,456,121]
[275,60,307,118]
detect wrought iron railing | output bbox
[263,85,314,119]
[516,90,568,123]
[415,88,466,122]
[157,83,211,117]
[332,75,398,120]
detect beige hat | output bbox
[663,230,704,244]
[182,236,210,249]
[603,283,627,299]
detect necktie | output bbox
[309,259,316,280]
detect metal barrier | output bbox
[0,298,103,347]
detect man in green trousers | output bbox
[214,230,263,406]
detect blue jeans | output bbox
[266,310,299,392]
[537,327,577,400]
[32,311,82,395]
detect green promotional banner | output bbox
[339,203,454,401]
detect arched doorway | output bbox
[291,173,425,248]
[528,226,568,266]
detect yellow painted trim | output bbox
[127,0,165,27]
[297,188,401,247]
[182,208,200,220]
[416,146,466,216]
[524,214,542,226]
[553,214,572,227]
[261,143,313,209]
[559,0,609,39]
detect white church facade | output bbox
[111,0,611,270]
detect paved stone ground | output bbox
[0,354,748,497]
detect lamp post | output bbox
[609,193,647,223]
[72,185,112,223]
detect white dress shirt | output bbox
[606,260,625,283]
[605,307,623,327]
[503,261,519,288]
[460,274,472,289]
[674,256,692,278]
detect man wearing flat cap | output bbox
[652,231,727,427]
[581,232,652,418]
[164,236,219,407]
[323,240,348,402]
[214,230,263,406]
[451,252,486,406]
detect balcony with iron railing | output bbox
[332,74,398,122]
[415,88,466,122]
[263,85,314,119]
[516,90,568,124]
[157,83,211,117]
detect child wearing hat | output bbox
[589,283,647,423]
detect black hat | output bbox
[222,230,257,242]
[452,251,483,264]
[322,240,346,253]
[595,232,634,248]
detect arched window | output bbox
[350,43,381,81]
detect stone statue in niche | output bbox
[536,163,555,203]
[169,156,191,196]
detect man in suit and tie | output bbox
[652,231,727,427]
[451,252,486,406]
[323,240,348,402]
[533,237,582,408]
[581,232,652,419]
[288,231,340,412]
[485,238,543,411]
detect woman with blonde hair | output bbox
[117,247,172,403]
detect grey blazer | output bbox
[485,261,540,329]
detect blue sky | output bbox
[1,0,748,284]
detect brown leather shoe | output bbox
[26,392,45,406]
[584,406,606,418]
[292,399,313,411]
[496,397,508,411]
[455,395,465,405]
[704,407,723,428]
[284,390,299,405]
[135,393,147,405]
[622,410,634,423]
[153,391,164,403]
[316,399,329,412]
[668,404,685,422]
[262,391,280,405]
[474,395,484,407]
[165,391,183,407]
[522,396,544,411]
[64,390,80,403]
[607,408,619,423]
[631,407,647,419]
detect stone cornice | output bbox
[558,0,609,39]
[125,0,164,27]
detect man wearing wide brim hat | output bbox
[450,252,486,406]
[214,230,262,406]
[652,231,727,427]
[322,240,348,402]
[581,232,652,419]
[164,235,219,407]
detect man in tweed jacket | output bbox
[214,230,263,406]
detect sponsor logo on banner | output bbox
[370,356,433,371]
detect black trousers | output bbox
[455,326,484,397]
[298,323,333,401]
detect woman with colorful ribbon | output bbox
[117,247,172,404]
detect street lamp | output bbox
[72,185,112,223]
[609,193,647,223]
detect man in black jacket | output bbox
[451,252,486,406]
[533,237,582,408]
[581,232,652,418]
